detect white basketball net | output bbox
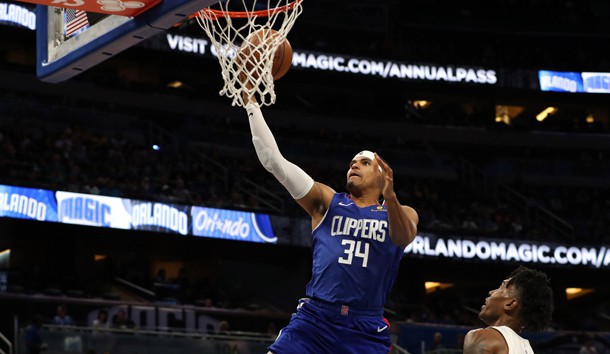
[196,0,303,107]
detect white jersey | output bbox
[491,326,535,354]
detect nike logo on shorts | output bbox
[377,325,388,332]
[338,202,354,206]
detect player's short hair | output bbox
[352,150,383,173]
[507,266,554,331]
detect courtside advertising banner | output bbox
[56,191,131,229]
[4,184,608,263]
[538,70,610,93]
[130,201,190,235]
[538,70,583,92]
[0,1,36,30]
[191,206,277,243]
[581,72,610,93]
[0,184,276,243]
[0,185,57,221]
[405,233,610,269]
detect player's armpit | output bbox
[295,182,335,220]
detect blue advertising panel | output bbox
[538,70,583,92]
[0,1,36,30]
[130,201,190,235]
[582,72,610,93]
[1,183,278,243]
[539,70,610,94]
[56,191,131,229]
[191,206,276,243]
[0,184,57,221]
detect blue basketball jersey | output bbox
[306,192,405,309]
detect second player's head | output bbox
[478,266,553,332]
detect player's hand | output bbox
[375,153,396,200]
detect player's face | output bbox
[478,278,516,325]
[346,156,378,189]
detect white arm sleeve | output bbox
[246,103,314,199]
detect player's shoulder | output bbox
[467,327,506,339]
[464,328,506,353]
[465,328,483,342]
[331,192,350,203]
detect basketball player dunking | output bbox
[463,266,554,354]
[243,101,419,353]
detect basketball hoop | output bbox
[195,0,303,107]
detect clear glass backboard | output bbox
[35,0,217,82]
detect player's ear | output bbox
[504,297,519,312]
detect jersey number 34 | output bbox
[338,240,370,267]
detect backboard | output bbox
[36,0,217,83]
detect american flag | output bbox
[64,9,89,37]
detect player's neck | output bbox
[348,193,381,207]
[491,319,524,334]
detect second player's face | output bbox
[478,278,515,325]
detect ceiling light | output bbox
[425,282,441,290]
[536,107,557,122]
[167,80,183,88]
[565,287,594,300]
[586,113,595,124]
[425,281,454,293]
[495,105,525,125]
[0,249,10,268]
[412,100,431,109]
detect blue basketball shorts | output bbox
[267,298,391,354]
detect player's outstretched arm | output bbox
[245,104,335,218]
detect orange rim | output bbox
[198,0,301,19]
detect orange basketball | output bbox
[272,35,292,80]
[238,29,292,81]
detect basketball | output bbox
[238,28,292,81]
[272,36,292,80]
